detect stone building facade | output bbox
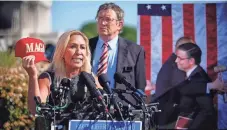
[0,1,59,51]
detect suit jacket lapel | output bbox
[116,37,128,73]
[188,66,200,80]
[89,37,98,63]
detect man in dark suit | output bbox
[157,43,216,129]
[152,37,224,128]
[152,37,224,127]
[89,2,146,108]
[175,43,216,129]
[154,37,225,101]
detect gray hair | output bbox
[95,2,124,21]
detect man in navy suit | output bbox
[154,37,225,101]
[174,43,216,129]
[155,43,216,129]
[153,37,223,128]
[89,2,146,108]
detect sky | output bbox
[51,1,138,32]
[51,0,226,32]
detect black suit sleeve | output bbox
[179,82,207,95]
[155,56,173,96]
[135,46,146,91]
[181,68,212,96]
[189,94,215,129]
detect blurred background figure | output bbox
[45,43,55,62]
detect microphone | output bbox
[114,72,146,97]
[60,78,71,101]
[70,75,87,102]
[98,73,124,120]
[60,78,71,86]
[214,66,227,73]
[98,74,112,94]
[80,72,108,112]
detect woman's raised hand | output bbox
[22,55,38,76]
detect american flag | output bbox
[137,3,227,93]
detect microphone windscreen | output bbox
[80,71,97,98]
[98,74,109,86]
[80,72,108,112]
[80,72,94,85]
[70,75,87,102]
[114,72,125,84]
[60,78,70,86]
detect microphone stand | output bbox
[131,91,149,130]
[110,93,125,121]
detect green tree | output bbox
[80,22,98,39]
[120,25,137,43]
[80,21,137,43]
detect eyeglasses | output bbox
[96,17,118,23]
[176,56,191,61]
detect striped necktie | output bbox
[97,42,108,76]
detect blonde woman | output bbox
[22,30,95,115]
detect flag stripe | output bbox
[217,3,227,77]
[183,4,195,41]
[138,3,227,128]
[206,4,218,80]
[162,16,173,63]
[137,3,227,92]
[194,4,207,71]
[140,15,151,80]
[217,4,227,128]
[172,4,184,51]
[151,16,162,83]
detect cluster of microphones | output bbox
[34,71,160,130]
[34,65,226,129]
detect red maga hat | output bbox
[15,37,49,63]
